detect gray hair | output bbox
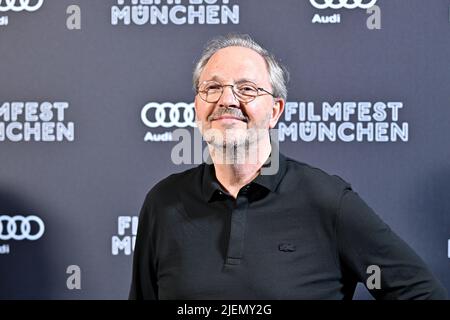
[192,34,289,101]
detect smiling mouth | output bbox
[212,116,247,122]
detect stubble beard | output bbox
[202,113,271,165]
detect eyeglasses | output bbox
[197,80,275,103]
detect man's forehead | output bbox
[203,75,260,84]
[200,46,269,82]
[206,46,266,67]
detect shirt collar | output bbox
[202,152,287,202]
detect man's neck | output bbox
[209,140,271,199]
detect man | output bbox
[129,34,447,299]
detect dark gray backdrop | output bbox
[0,0,449,299]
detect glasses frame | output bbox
[196,80,276,103]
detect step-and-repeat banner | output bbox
[1,0,449,299]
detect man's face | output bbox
[195,46,284,149]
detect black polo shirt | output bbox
[129,153,447,300]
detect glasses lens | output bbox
[199,81,222,103]
[234,83,258,101]
[198,81,260,103]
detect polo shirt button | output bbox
[241,186,250,195]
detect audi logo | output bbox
[141,102,196,128]
[0,215,45,241]
[310,0,377,10]
[0,0,44,12]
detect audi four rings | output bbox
[0,0,44,12]
[0,215,45,241]
[141,102,196,128]
[309,0,378,10]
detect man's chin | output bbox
[210,121,247,131]
[208,136,248,149]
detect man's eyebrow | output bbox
[235,78,259,84]
[208,75,223,82]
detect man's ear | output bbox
[194,94,199,109]
[269,99,285,129]
[194,99,201,127]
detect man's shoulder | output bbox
[143,163,205,204]
[280,155,353,216]
[152,163,205,193]
[283,155,352,196]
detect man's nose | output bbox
[217,85,239,108]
